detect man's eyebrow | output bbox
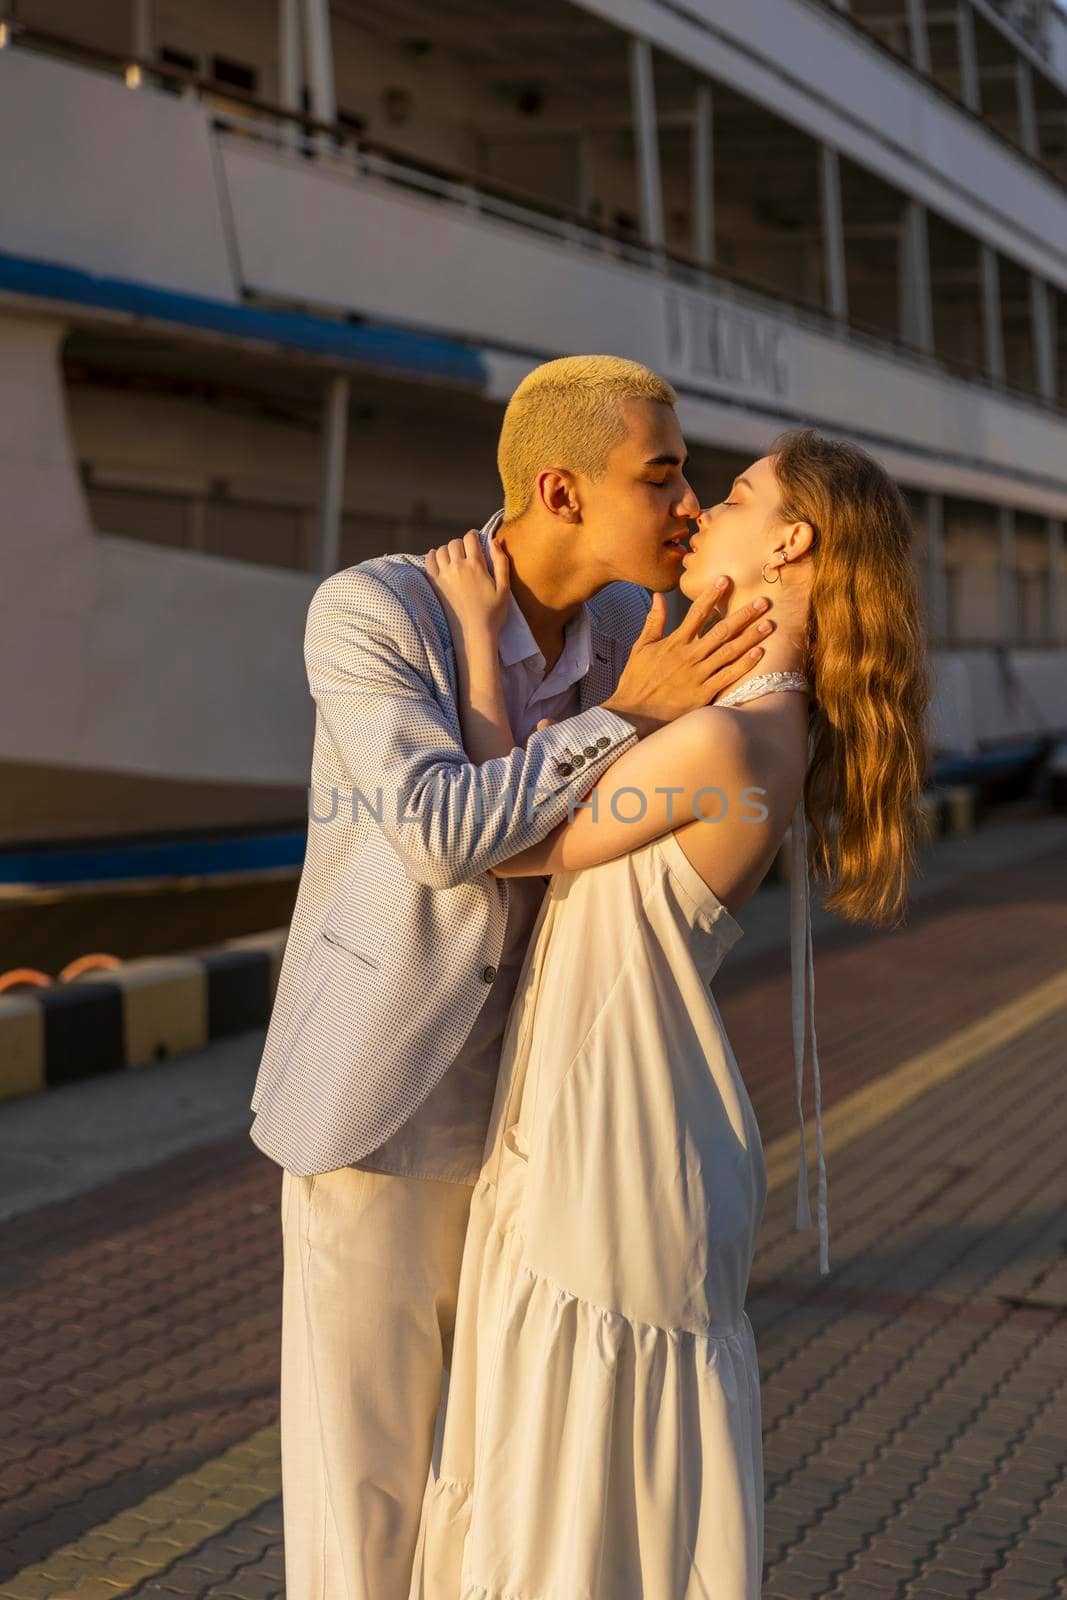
[644,452,688,468]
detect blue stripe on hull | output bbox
[0,249,486,385]
[0,830,307,887]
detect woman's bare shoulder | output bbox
[682,700,807,793]
[669,704,765,771]
[672,703,749,753]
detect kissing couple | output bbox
[250,354,929,1599]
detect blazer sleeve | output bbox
[303,566,641,890]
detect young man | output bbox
[249,355,777,1598]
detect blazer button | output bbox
[596,736,610,749]
[482,964,497,983]
[572,754,585,768]
[558,762,574,776]
[583,745,599,759]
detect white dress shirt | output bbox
[353,589,594,1184]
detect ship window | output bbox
[158,45,199,96]
[212,55,257,95]
[161,46,198,72]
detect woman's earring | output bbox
[761,557,786,584]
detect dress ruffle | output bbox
[416,1217,764,1600]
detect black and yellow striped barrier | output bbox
[0,929,287,1104]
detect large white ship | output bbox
[1,0,1065,864]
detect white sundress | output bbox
[412,671,829,1600]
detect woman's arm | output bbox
[425,531,516,762]
[490,707,754,877]
[451,628,516,763]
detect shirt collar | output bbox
[478,513,593,683]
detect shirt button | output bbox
[482,964,497,983]
[558,762,574,776]
[596,736,610,749]
[572,754,585,768]
[583,745,599,759]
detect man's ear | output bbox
[537,468,581,524]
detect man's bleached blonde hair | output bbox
[498,354,677,521]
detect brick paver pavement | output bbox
[1,834,1065,1599]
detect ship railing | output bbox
[3,14,1065,422]
[219,107,1067,425]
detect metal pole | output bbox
[576,132,596,221]
[819,145,848,323]
[1049,519,1065,641]
[906,0,931,74]
[998,505,1016,644]
[1049,282,1059,394]
[1029,276,1056,402]
[133,0,153,61]
[980,244,1005,382]
[956,2,980,112]
[318,373,349,577]
[1015,58,1038,158]
[927,492,948,642]
[692,84,715,267]
[628,36,664,249]
[279,0,303,147]
[899,201,933,353]
[303,0,337,132]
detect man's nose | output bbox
[675,478,701,519]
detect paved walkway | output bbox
[2,815,1065,1599]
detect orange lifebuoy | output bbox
[0,968,51,994]
[59,953,122,982]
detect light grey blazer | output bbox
[250,520,651,1175]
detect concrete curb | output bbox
[0,928,287,1105]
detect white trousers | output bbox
[280,1165,475,1600]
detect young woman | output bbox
[412,429,930,1600]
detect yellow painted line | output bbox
[764,965,1067,1194]
[1,1425,279,1599]
[7,969,1067,1597]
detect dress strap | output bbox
[714,668,829,1273]
[789,798,830,1275]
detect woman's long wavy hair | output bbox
[770,429,931,927]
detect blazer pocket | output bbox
[319,926,380,968]
[319,826,400,967]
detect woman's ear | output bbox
[788,519,816,561]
